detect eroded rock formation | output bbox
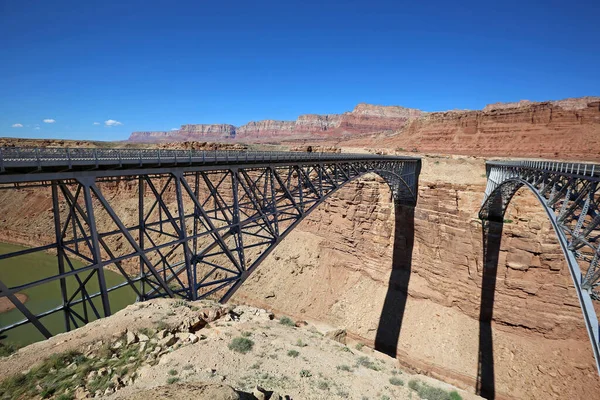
[127,97,600,160]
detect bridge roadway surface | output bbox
[0,147,417,182]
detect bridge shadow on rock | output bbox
[374,203,415,357]
[476,220,503,399]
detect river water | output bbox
[0,242,136,348]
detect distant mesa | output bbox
[128,103,425,142]
[128,97,600,155]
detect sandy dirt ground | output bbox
[0,299,479,400]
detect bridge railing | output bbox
[487,160,600,178]
[0,147,419,173]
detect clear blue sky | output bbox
[1,0,599,140]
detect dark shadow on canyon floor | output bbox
[374,203,415,357]
[477,220,503,399]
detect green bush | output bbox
[356,356,380,371]
[407,379,462,400]
[389,376,404,386]
[287,350,300,358]
[317,380,329,390]
[336,364,353,372]
[167,377,180,384]
[279,316,295,326]
[299,369,312,378]
[0,343,16,357]
[228,337,254,354]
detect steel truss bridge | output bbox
[0,147,420,339]
[480,160,600,373]
[1,148,600,375]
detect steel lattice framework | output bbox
[479,160,600,372]
[0,147,420,339]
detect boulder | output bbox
[325,328,347,344]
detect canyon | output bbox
[2,96,600,399]
[0,152,598,399]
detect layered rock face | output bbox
[127,97,600,160]
[372,98,600,160]
[0,155,598,399]
[233,156,600,399]
[129,124,235,142]
[128,104,422,142]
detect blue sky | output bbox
[1,0,599,141]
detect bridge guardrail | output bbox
[487,160,600,178]
[0,147,420,173]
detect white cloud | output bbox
[171,128,178,131]
[104,119,123,127]
[11,123,23,128]
[43,118,56,124]
[93,122,101,125]
[35,127,40,130]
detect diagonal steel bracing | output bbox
[0,148,420,341]
[479,160,600,374]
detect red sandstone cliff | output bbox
[127,97,600,160]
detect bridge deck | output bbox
[0,147,419,183]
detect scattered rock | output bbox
[157,329,169,339]
[325,328,347,344]
[121,383,240,400]
[126,330,138,345]
[159,334,177,347]
[138,333,150,342]
[252,385,268,400]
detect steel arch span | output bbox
[0,147,420,340]
[479,160,600,373]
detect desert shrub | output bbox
[408,379,462,400]
[228,337,254,354]
[167,377,180,384]
[299,369,312,378]
[356,356,380,371]
[279,316,295,326]
[389,376,404,386]
[241,331,252,337]
[287,350,300,358]
[336,364,353,372]
[317,380,329,390]
[168,369,178,376]
[0,343,16,357]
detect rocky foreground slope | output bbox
[0,299,474,400]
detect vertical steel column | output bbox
[231,168,246,275]
[51,181,70,331]
[80,178,111,318]
[174,172,196,300]
[138,176,145,299]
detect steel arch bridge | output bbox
[479,160,600,373]
[0,147,420,339]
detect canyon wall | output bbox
[126,97,600,160]
[232,156,600,399]
[128,103,423,142]
[0,154,599,399]
[374,99,600,160]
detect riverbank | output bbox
[0,293,27,314]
